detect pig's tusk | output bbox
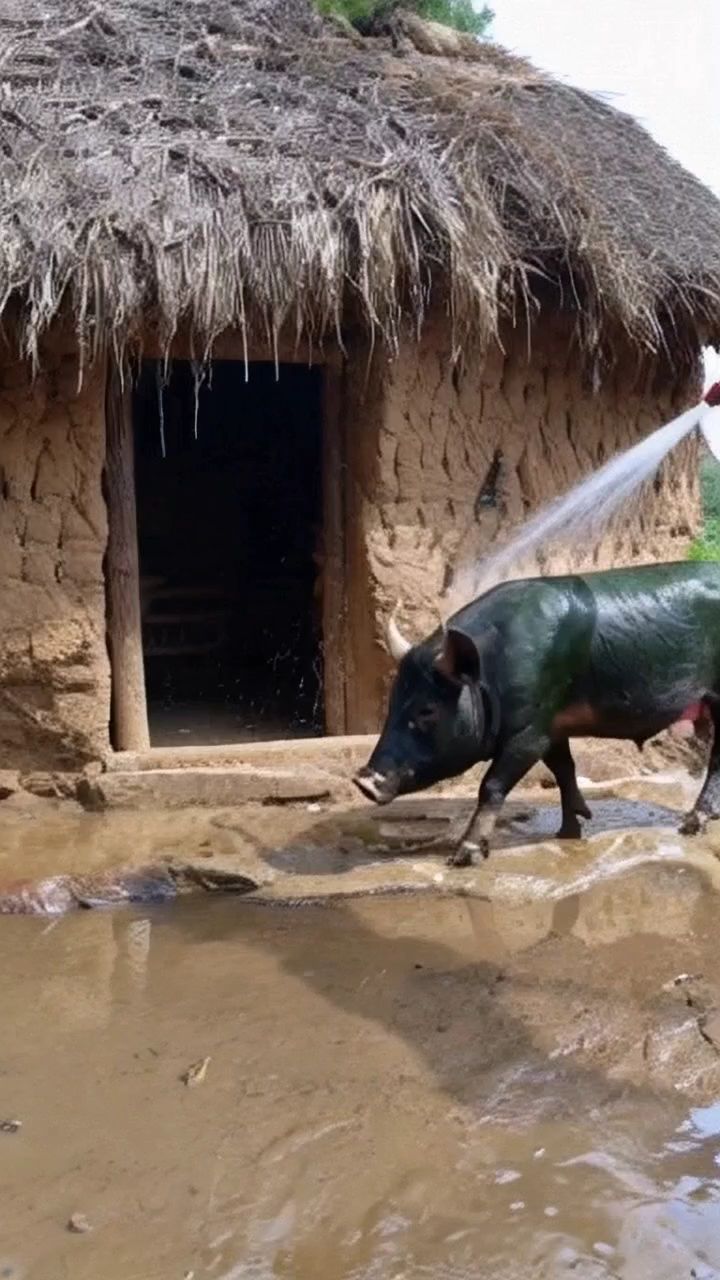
[386,602,412,662]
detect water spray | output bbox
[699,380,720,457]
[446,379,720,613]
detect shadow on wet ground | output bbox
[3,863,720,1278]
[170,860,720,1110]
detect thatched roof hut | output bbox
[2,0,720,367]
[0,0,719,783]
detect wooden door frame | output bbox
[320,354,348,735]
[105,360,151,751]
[105,349,349,750]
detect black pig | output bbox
[354,562,720,865]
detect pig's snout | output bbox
[353,767,400,805]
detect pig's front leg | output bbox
[448,730,549,867]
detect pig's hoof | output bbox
[446,839,489,868]
[556,816,583,840]
[679,808,718,836]
[679,810,703,836]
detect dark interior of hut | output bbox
[132,360,324,746]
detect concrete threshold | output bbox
[106,734,377,774]
[91,736,377,809]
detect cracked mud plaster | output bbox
[0,346,110,768]
[347,313,700,730]
[0,313,703,756]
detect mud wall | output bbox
[0,348,109,769]
[0,317,703,764]
[344,315,701,731]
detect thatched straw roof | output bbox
[2,0,720,368]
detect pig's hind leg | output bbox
[679,698,720,835]
[543,740,592,839]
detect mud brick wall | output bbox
[0,350,110,768]
[344,316,701,731]
[0,320,703,758]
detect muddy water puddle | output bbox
[2,868,720,1278]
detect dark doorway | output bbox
[132,361,324,746]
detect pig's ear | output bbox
[433,628,480,685]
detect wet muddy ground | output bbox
[3,772,720,1276]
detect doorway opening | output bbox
[132,361,325,746]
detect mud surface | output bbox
[0,767,711,907]
[3,809,720,1276]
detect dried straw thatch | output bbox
[1,0,720,368]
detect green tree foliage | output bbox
[315,0,376,22]
[315,0,494,37]
[412,0,493,32]
[688,456,720,561]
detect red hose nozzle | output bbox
[705,381,720,407]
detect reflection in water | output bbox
[124,916,152,993]
[687,1102,720,1141]
[1,865,720,1278]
